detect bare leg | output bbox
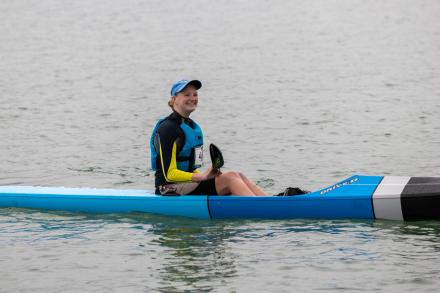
[238,173,266,196]
[215,171,266,196]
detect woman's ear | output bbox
[168,96,176,108]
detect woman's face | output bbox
[172,85,198,117]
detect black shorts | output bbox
[191,178,218,195]
[155,178,218,195]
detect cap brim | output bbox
[171,79,202,96]
[186,80,202,90]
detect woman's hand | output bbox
[205,166,220,180]
[192,167,220,182]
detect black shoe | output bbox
[276,187,309,196]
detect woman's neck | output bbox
[173,108,190,118]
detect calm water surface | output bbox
[1,210,440,292]
[1,0,440,292]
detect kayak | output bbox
[1,175,439,221]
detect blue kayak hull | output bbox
[1,175,439,221]
[0,186,211,219]
[209,175,382,219]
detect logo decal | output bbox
[320,177,359,195]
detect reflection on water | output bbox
[150,219,238,292]
[1,210,440,292]
[147,218,440,292]
[373,220,440,250]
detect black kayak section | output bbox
[401,177,440,220]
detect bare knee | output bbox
[217,171,242,185]
[215,171,244,195]
[237,172,247,181]
[222,171,242,181]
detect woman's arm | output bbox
[157,120,197,183]
[159,140,194,182]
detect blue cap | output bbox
[170,79,202,96]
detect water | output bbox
[1,0,440,291]
[1,210,440,292]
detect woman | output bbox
[150,79,267,196]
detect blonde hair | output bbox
[168,96,175,108]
